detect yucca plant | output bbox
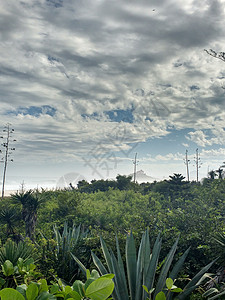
[73,229,214,300]
[11,190,45,241]
[0,207,21,240]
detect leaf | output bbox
[86,269,91,279]
[0,276,6,287]
[208,290,225,300]
[169,248,190,281]
[91,251,108,275]
[142,285,149,293]
[154,237,179,297]
[26,283,39,300]
[115,236,128,298]
[110,250,129,300]
[126,231,137,300]
[65,286,73,294]
[171,288,183,293]
[166,278,174,290]
[90,269,100,279]
[85,277,114,300]
[67,290,82,300]
[101,274,114,279]
[50,284,59,294]
[70,253,87,275]
[36,291,57,300]
[72,280,85,297]
[100,236,114,273]
[2,260,14,276]
[16,285,27,298]
[38,279,48,293]
[84,278,95,291]
[155,291,166,300]
[0,288,25,300]
[202,288,219,298]
[144,234,161,293]
[178,259,216,300]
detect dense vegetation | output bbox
[0,174,225,299]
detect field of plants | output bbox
[0,174,225,299]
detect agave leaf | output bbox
[111,250,129,300]
[116,236,128,297]
[143,230,151,278]
[126,231,137,300]
[167,247,191,300]
[208,290,225,300]
[71,253,87,275]
[136,230,150,300]
[144,234,162,294]
[100,236,114,273]
[202,288,219,298]
[169,247,190,280]
[153,236,179,298]
[177,260,216,300]
[182,259,215,291]
[91,251,108,275]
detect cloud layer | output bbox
[0,0,225,183]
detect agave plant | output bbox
[201,232,225,299]
[0,240,34,266]
[40,222,89,282]
[73,229,214,300]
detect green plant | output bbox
[54,222,88,282]
[0,257,41,288]
[0,240,34,266]
[38,222,89,283]
[203,286,225,299]
[74,229,214,300]
[143,278,183,300]
[0,207,21,241]
[0,269,114,300]
[11,190,45,241]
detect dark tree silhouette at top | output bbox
[208,170,218,180]
[167,173,186,185]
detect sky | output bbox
[0,0,225,191]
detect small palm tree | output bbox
[216,168,224,179]
[208,170,218,180]
[11,190,44,241]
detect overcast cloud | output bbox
[0,0,225,187]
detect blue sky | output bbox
[0,0,225,191]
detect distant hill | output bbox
[129,170,159,183]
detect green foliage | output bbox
[1,176,225,296]
[0,240,34,266]
[74,230,214,300]
[143,278,183,300]
[37,222,89,283]
[0,257,41,288]
[11,190,45,240]
[0,269,114,300]
[0,208,21,240]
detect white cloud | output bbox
[187,127,225,147]
[0,0,225,187]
